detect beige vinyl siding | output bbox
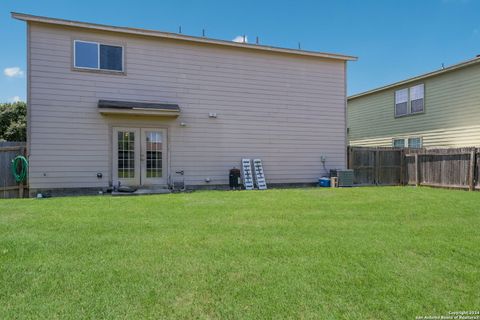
[28,22,347,189]
[348,62,480,147]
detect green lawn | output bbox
[1,187,479,319]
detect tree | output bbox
[0,101,27,141]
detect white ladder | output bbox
[241,159,254,190]
[253,159,267,190]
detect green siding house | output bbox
[348,56,480,148]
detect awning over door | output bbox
[98,100,180,117]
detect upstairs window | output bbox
[394,84,424,117]
[74,40,123,72]
[394,89,409,117]
[409,84,424,114]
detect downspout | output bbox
[344,60,348,170]
[26,22,32,193]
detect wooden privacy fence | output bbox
[406,147,478,191]
[347,147,406,186]
[348,146,479,191]
[0,142,27,198]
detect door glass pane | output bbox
[118,131,135,179]
[145,131,163,178]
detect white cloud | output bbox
[9,96,22,103]
[232,35,248,43]
[4,67,24,78]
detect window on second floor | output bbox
[409,84,424,114]
[74,40,123,72]
[395,84,424,117]
[394,89,409,117]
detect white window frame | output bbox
[408,137,423,148]
[394,88,409,117]
[392,137,423,148]
[73,40,124,72]
[394,83,425,118]
[409,84,425,114]
[392,138,406,148]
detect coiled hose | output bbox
[11,155,28,183]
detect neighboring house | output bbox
[13,12,356,195]
[348,56,480,148]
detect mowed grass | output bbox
[1,187,479,319]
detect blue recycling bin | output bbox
[319,177,331,187]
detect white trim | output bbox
[73,40,98,70]
[392,138,406,148]
[349,57,480,100]
[99,108,180,117]
[113,127,141,187]
[98,42,100,70]
[394,83,425,118]
[141,128,168,185]
[73,39,124,72]
[407,137,423,148]
[394,88,409,117]
[409,84,425,115]
[12,12,357,61]
[392,136,423,148]
[112,127,168,187]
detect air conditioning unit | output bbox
[337,170,354,187]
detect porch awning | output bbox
[98,100,180,117]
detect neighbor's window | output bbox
[393,138,406,148]
[410,84,424,114]
[408,137,422,148]
[392,137,422,148]
[394,88,409,117]
[395,84,424,117]
[74,40,123,72]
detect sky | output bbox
[0,0,479,102]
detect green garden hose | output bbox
[11,155,28,183]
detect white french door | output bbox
[140,128,167,185]
[113,127,167,187]
[113,127,141,186]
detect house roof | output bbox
[349,56,480,100]
[12,12,357,62]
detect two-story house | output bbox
[348,56,480,148]
[13,12,356,196]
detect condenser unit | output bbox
[337,170,354,187]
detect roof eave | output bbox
[348,56,480,100]
[12,12,357,62]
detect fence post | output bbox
[348,147,353,170]
[469,148,476,191]
[400,149,405,185]
[19,146,26,198]
[415,153,420,187]
[375,149,380,185]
